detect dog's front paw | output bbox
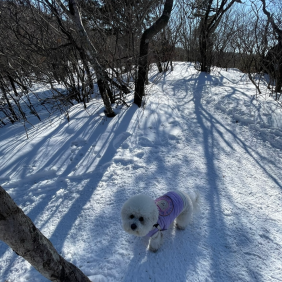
[149,231,163,252]
[176,223,186,230]
[149,245,159,252]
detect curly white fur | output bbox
[121,191,199,252]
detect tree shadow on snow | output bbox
[0,102,138,281]
[122,69,281,282]
[121,221,202,282]
[190,72,275,282]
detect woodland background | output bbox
[0,0,281,128]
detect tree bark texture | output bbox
[0,186,92,282]
[134,0,174,107]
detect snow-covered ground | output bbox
[1,62,282,282]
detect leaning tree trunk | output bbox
[134,0,174,107]
[0,186,92,282]
[58,0,116,117]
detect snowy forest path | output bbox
[1,63,282,282]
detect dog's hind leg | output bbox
[176,191,199,230]
[176,208,192,230]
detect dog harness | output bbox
[146,191,185,237]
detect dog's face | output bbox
[121,194,159,237]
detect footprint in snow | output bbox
[71,138,87,147]
[135,151,144,159]
[113,132,131,149]
[70,138,87,161]
[138,136,153,147]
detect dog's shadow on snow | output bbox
[122,220,202,282]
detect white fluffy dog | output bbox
[121,190,199,252]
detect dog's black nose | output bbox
[131,223,137,230]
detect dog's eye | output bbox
[130,215,134,219]
[139,217,144,222]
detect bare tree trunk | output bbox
[196,0,241,73]
[199,27,209,72]
[276,59,282,93]
[70,0,116,116]
[0,82,18,123]
[260,0,282,93]
[55,0,116,117]
[134,0,174,107]
[153,49,163,73]
[0,185,92,282]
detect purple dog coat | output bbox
[146,191,185,237]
